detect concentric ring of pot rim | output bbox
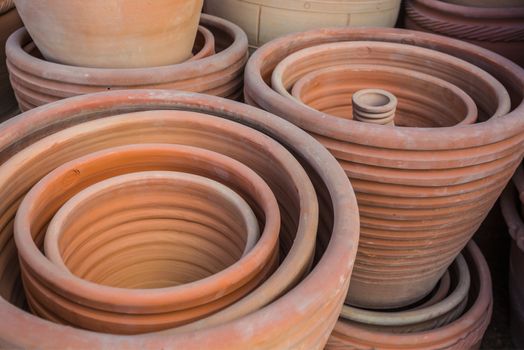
[291,64,478,126]
[245,27,524,150]
[13,113,292,311]
[414,0,524,16]
[5,14,247,85]
[329,241,492,347]
[340,253,470,326]
[44,170,260,280]
[0,90,359,348]
[189,25,216,62]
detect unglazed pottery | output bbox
[6,14,248,110]
[326,241,493,349]
[0,90,359,349]
[405,0,524,67]
[204,0,401,49]
[443,0,524,6]
[13,0,203,68]
[339,253,470,333]
[0,5,21,118]
[244,27,524,309]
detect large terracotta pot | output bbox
[326,241,493,349]
[13,0,203,68]
[0,3,22,119]
[6,14,248,111]
[0,90,359,349]
[405,0,524,67]
[500,168,524,349]
[204,0,401,50]
[244,27,524,309]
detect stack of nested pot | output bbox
[204,0,401,50]
[7,0,249,112]
[0,90,359,349]
[244,26,524,348]
[0,0,22,120]
[404,0,524,67]
[500,162,524,349]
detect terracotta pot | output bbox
[244,27,524,309]
[0,90,359,349]
[442,0,524,7]
[0,6,21,118]
[326,241,493,349]
[404,0,524,67]
[338,253,469,333]
[499,173,524,349]
[191,26,215,62]
[6,14,248,111]
[13,0,203,68]
[203,0,401,50]
[291,64,478,127]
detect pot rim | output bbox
[411,0,524,18]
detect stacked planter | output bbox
[204,0,401,50]
[0,90,359,349]
[405,0,524,67]
[244,26,524,346]
[500,163,524,349]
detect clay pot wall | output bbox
[203,0,400,50]
[404,0,524,67]
[6,14,248,111]
[0,90,359,349]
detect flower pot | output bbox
[6,14,248,111]
[244,27,524,309]
[404,0,524,67]
[326,241,493,349]
[0,90,359,349]
[203,0,401,49]
[13,0,203,68]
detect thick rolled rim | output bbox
[0,90,359,348]
[244,26,524,150]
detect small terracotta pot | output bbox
[244,27,524,309]
[404,0,524,67]
[0,91,360,349]
[0,6,22,118]
[6,14,248,111]
[338,253,470,333]
[13,0,203,68]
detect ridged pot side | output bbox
[0,90,359,349]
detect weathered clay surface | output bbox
[244,27,524,309]
[13,0,203,68]
[6,14,248,110]
[0,90,359,349]
[405,0,524,67]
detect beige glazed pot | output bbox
[13,0,204,68]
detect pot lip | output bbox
[340,253,470,326]
[501,180,524,251]
[333,240,492,345]
[0,89,360,348]
[409,0,524,18]
[13,113,288,309]
[189,25,215,62]
[44,170,261,291]
[244,27,524,151]
[290,63,478,127]
[5,14,248,85]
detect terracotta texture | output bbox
[244,27,524,309]
[500,168,524,349]
[405,0,524,67]
[326,241,493,349]
[0,6,21,118]
[0,0,14,14]
[0,90,359,349]
[13,0,203,68]
[203,0,401,50]
[339,253,470,333]
[6,14,248,111]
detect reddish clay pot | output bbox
[290,64,478,127]
[13,0,203,68]
[6,14,248,111]
[244,27,524,309]
[191,26,215,62]
[404,0,524,67]
[0,90,359,349]
[0,5,21,118]
[338,253,469,333]
[326,241,492,349]
[500,173,524,349]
